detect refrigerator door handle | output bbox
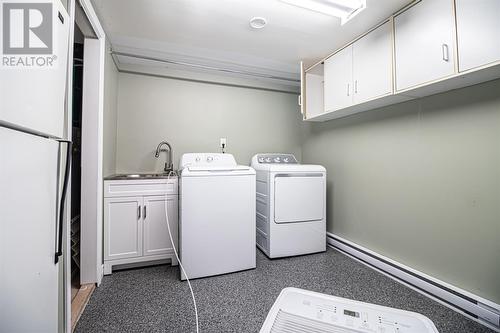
[54,140,72,264]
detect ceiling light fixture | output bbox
[249,17,268,29]
[280,0,366,25]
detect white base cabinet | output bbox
[103,178,178,275]
[143,196,178,257]
[104,196,143,261]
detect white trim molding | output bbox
[79,0,106,287]
[327,232,500,332]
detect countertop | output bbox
[104,173,178,180]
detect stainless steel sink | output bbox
[105,173,175,180]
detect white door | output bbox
[394,0,456,91]
[104,197,143,260]
[0,127,60,332]
[0,0,69,137]
[300,61,306,118]
[305,72,325,118]
[353,21,393,104]
[455,0,500,72]
[324,45,353,112]
[274,175,325,223]
[143,195,178,256]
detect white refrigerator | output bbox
[0,0,70,332]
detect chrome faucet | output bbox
[155,141,173,172]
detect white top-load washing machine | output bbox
[251,154,326,258]
[179,153,256,280]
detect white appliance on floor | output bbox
[179,153,256,280]
[251,154,326,258]
[260,288,439,333]
[0,1,70,332]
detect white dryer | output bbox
[179,153,256,280]
[251,154,326,258]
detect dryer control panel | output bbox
[256,154,298,164]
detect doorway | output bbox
[70,23,84,304]
[68,1,103,330]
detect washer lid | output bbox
[187,165,251,172]
[180,153,255,176]
[181,165,255,177]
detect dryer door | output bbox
[274,174,324,223]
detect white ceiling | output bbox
[93,0,411,85]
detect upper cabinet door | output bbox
[352,21,393,104]
[394,0,456,91]
[305,71,324,119]
[324,46,353,112]
[455,0,500,72]
[0,0,69,138]
[300,61,306,119]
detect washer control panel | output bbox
[180,153,237,169]
[257,154,298,164]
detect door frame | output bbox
[64,0,105,332]
[78,0,105,285]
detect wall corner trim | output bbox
[327,232,500,332]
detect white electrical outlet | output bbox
[220,137,227,148]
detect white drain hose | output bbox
[165,171,200,333]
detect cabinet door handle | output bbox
[442,44,449,62]
[143,205,147,219]
[298,95,302,107]
[354,80,358,94]
[347,83,350,96]
[138,205,141,219]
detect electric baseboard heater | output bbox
[260,288,439,333]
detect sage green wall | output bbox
[102,42,119,177]
[115,73,305,173]
[302,79,500,303]
[110,68,499,303]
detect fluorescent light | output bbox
[280,0,366,25]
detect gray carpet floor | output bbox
[75,248,494,333]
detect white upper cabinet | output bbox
[300,61,324,119]
[352,21,393,104]
[323,21,392,113]
[324,45,353,112]
[394,0,456,91]
[455,0,500,72]
[305,73,324,118]
[302,0,500,122]
[300,61,306,118]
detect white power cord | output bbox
[164,170,200,333]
